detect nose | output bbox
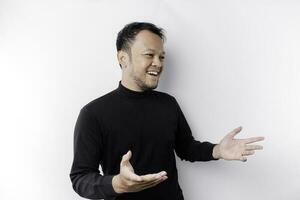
[152,56,163,68]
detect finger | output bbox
[138,175,168,187]
[134,171,167,184]
[227,126,242,138]
[239,156,247,162]
[244,137,265,144]
[242,150,255,156]
[245,145,263,151]
[121,150,132,167]
[140,171,167,182]
[130,175,167,192]
[127,172,143,182]
[143,176,167,186]
[139,176,168,190]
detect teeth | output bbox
[147,71,158,76]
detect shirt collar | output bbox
[117,80,153,98]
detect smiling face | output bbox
[118,30,165,91]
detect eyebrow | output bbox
[144,48,166,55]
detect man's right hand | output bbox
[112,150,168,194]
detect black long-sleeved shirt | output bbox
[70,81,218,200]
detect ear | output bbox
[117,50,129,69]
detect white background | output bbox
[1,0,299,199]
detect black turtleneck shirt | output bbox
[70,81,218,200]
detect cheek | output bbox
[133,59,152,73]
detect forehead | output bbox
[131,30,165,54]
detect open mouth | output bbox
[146,71,159,77]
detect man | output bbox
[70,22,264,200]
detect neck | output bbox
[121,77,144,92]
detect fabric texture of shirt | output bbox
[70,81,218,200]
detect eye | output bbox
[145,54,154,57]
[160,56,165,60]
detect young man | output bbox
[70,22,264,200]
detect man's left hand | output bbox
[213,126,265,162]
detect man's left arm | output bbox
[172,98,264,162]
[173,97,219,162]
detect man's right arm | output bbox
[69,107,120,199]
[70,107,168,198]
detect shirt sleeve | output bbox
[69,106,120,199]
[173,97,219,162]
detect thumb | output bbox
[121,150,132,167]
[227,126,242,138]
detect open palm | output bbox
[120,151,139,181]
[217,126,264,161]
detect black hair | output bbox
[116,22,165,68]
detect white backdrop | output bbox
[1,0,299,199]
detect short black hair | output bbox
[116,22,165,68]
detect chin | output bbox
[149,85,158,90]
[140,82,157,91]
[146,82,158,90]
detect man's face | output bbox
[120,30,165,91]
